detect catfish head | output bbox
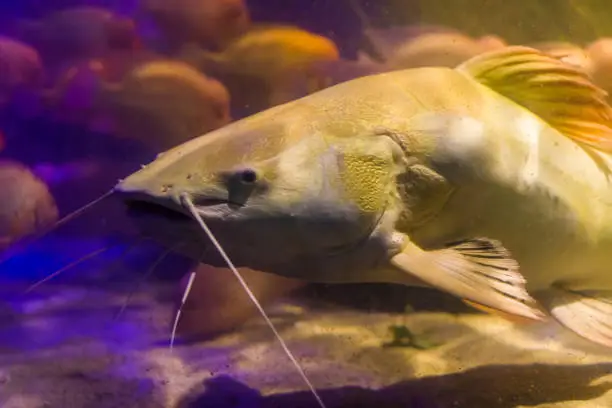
[114,106,410,284]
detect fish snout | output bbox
[114,166,171,197]
[114,162,258,213]
[113,165,188,216]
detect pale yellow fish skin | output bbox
[118,64,612,294]
[399,71,612,293]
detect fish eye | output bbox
[239,168,258,184]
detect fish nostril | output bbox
[239,168,258,184]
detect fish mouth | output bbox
[118,191,233,222]
[115,189,190,222]
[123,199,193,222]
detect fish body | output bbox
[0,36,44,109]
[530,41,592,72]
[143,0,250,52]
[40,51,156,133]
[207,25,340,76]
[116,46,612,347]
[16,6,139,71]
[101,59,232,152]
[362,24,461,60]
[266,57,390,114]
[0,160,58,252]
[410,86,612,291]
[388,31,506,69]
[586,38,612,100]
[183,25,340,113]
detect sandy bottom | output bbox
[1,238,612,408]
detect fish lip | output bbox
[115,190,236,220]
[115,190,183,210]
[193,198,231,207]
[116,191,191,220]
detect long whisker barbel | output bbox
[169,268,197,350]
[100,237,149,280]
[24,245,114,294]
[115,244,180,320]
[168,245,215,348]
[0,189,114,268]
[179,193,327,408]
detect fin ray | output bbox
[390,237,545,321]
[541,287,612,348]
[458,46,612,153]
[462,299,541,323]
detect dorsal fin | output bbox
[457,46,612,153]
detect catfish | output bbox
[116,46,612,348]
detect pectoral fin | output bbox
[539,286,612,348]
[390,236,545,321]
[462,299,542,324]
